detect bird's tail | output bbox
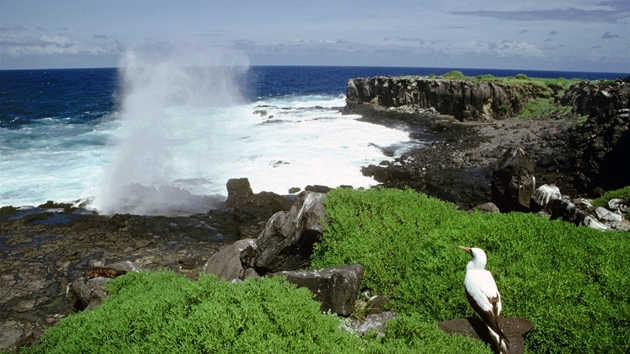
[488,327,510,354]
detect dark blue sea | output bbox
[1,66,626,214]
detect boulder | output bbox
[0,325,40,353]
[607,198,628,214]
[594,207,623,222]
[439,317,533,354]
[532,184,561,209]
[254,191,327,274]
[492,148,536,212]
[66,261,142,312]
[225,178,254,206]
[472,202,500,214]
[66,276,112,312]
[548,197,582,224]
[223,178,294,238]
[273,264,364,317]
[202,238,259,281]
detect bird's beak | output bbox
[458,246,472,255]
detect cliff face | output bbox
[565,77,630,193]
[346,76,547,121]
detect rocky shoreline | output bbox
[1,76,629,351]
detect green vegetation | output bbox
[592,186,630,218]
[313,188,630,353]
[441,70,467,80]
[518,97,573,118]
[20,269,488,353]
[20,188,630,353]
[22,273,361,353]
[437,71,582,90]
[433,71,584,119]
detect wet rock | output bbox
[273,264,364,317]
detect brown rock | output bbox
[273,264,364,316]
[439,317,533,354]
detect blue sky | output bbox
[1,0,628,72]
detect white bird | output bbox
[458,246,509,354]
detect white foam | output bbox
[1,52,415,215]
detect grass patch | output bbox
[312,188,630,353]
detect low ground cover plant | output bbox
[18,188,629,353]
[313,188,630,353]
[19,269,488,353]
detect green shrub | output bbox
[517,97,572,118]
[21,272,365,354]
[312,188,630,353]
[441,71,466,80]
[22,269,490,353]
[515,73,528,80]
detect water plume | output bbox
[97,46,249,215]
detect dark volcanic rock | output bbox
[347,76,548,121]
[273,264,364,317]
[565,77,630,194]
[254,191,326,274]
[0,179,295,343]
[439,317,534,354]
[223,178,294,238]
[492,148,536,212]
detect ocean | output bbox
[1,65,626,215]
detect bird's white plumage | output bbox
[459,246,509,354]
[463,248,501,313]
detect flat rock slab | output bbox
[438,317,533,354]
[273,264,364,317]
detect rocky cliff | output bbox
[346,76,549,121]
[565,77,630,193]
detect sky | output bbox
[1,0,628,72]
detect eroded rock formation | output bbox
[346,76,548,121]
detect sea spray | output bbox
[96,52,414,215]
[97,47,250,215]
